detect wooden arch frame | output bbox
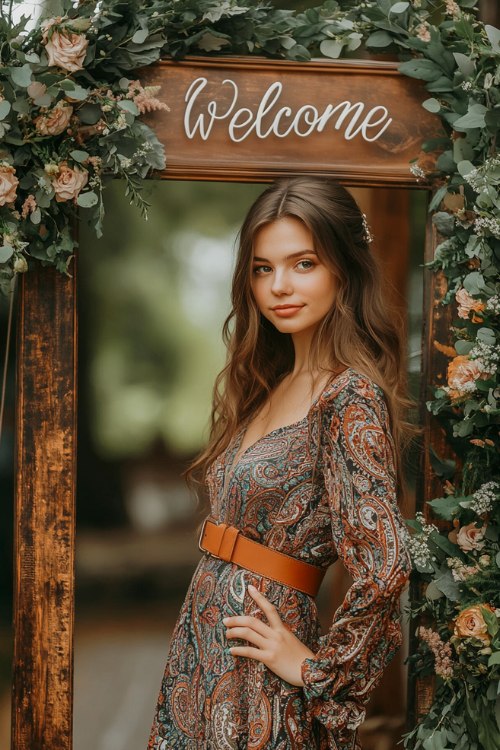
[12,57,450,750]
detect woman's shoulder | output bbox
[318,366,389,422]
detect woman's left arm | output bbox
[300,378,413,742]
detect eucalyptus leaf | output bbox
[389,1,409,13]
[203,2,248,23]
[70,150,90,163]
[64,84,89,101]
[9,64,33,88]
[453,137,474,163]
[477,327,497,345]
[434,571,461,601]
[197,31,231,52]
[425,581,444,601]
[429,186,448,212]
[463,271,485,295]
[485,24,500,53]
[132,29,149,44]
[453,52,475,77]
[76,191,99,208]
[117,99,139,115]
[30,208,41,225]
[455,340,473,355]
[427,494,461,520]
[319,39,344,58]
[454,104,488,130]
[398,59,443,82]
[457,160,475,177]
[0,101,11,120]
[423,98,441,113]
[366,30,393,48]
[12,98,30,115]
[0,245,14,263]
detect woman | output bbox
[147,176,417,750]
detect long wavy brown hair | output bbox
[185,176,421,529]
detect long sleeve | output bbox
[300,375,412,747]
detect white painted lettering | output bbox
[183,77,394,145]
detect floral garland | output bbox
[0,0,499,747]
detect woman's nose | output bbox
[271,269,293,295]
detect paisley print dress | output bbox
[147,367,412,750]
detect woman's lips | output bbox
[271,305,304,317]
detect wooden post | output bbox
[406,204,456,729]
[12,256,78,750]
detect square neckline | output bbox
[229,366,352,471]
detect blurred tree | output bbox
[78,180,263,462]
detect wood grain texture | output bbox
[12,255,77,750]
[406,204,457,728]
[140,57,443,186]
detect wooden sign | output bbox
[141,56,442,186]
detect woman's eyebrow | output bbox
[252,250,318,262]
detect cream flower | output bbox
[34,101,73,136]
[416,23,431,42]
[454,605,494,644]
[0,164,19,206]
[51,162,88,203]
[447,355,489,397]
[42,19,89,73]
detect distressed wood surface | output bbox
[406,207,457,728]
[12,256,77,750]
[140,57,443,186]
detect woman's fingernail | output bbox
[248,584,256,592]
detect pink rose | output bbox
[42,20,89,73]
[27,81,47,100]
[51,163,88,203]
[34,101,73,136]
[455,522,487,552]
[0,164,19,206]
[455,288,485,319]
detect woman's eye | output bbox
[296,260,315,270]
[253,265,272,275]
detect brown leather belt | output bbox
[198,517,326,597]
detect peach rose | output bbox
[42,20,89,73]
[51,162,88,203]
[447,355,489,398]
[0,164,19,206]
[454,604,495,644]
[453,522,487,551]
[34,101,73,136]
[455,288,485,319]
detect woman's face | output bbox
[250,216,337,336]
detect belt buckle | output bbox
[198,516,213,554]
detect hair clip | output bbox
[362,213,374,244]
